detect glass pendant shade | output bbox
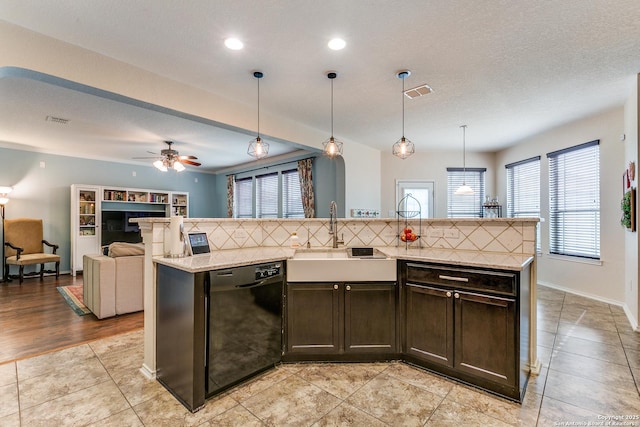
[248,71,269,160]
[392,136,415,159]
[455,124,474,195]
[393,70,414,159]
[248,136,269,160]
[322,136,343,158]
[173,161,185,172]
[323,72,343,158]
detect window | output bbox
[256,173,278,218]
[234,177,253,218]
[506,156,541,251]
[447,168,486,218]
[547,140,600,259]
[282,170,305,218]
[395,180,435,218]
[234,168,304,218]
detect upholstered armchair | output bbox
[4,218,60,284]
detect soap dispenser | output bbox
[290,232,300,248]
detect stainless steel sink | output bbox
[288,248,396,282]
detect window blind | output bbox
[256,172,279,218]
[506,157,541,218]
[506,156,541,252]
[234,177,253,218]
[447,168,486,218]
[547,140,600,259]
[282,169,305,218]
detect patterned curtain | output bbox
[297,158,315,218]
[226,175,234,218]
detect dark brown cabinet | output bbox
[285,282,397,361]
[402,261,529,401]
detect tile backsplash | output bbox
[143,218,538,258]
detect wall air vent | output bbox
[45,115,70,125]
[404,84,433,99]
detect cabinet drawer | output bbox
[406,263,516,296]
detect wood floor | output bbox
[0,273,143,365]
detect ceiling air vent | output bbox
[45,115,70,125]
[404,84,433,99]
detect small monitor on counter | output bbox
[188,232,210,255]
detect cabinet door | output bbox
[71,185,101,276]
[405,283,454,367]
[286,283,341,354]
[344,283,396,353]
[454,290,516,387]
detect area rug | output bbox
[57,285,91,316]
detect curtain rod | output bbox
[226,156,315,177]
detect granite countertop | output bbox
[154,246,296,273]
[154,246,534,273]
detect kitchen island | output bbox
[135,217,539,411]
[152,244,534,411]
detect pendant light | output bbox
[392,70,415,159]
[455,125,475,195]
[248,71,269,159]
[322,72,343,158]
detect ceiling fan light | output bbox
[173,161,186,172]
[392,136,415,159]
[153,159,167,172]
[455,184,475,195]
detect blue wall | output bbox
[0,146,217,273]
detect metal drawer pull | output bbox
[334,284,339,290]
[346,285,351,291]
[439,275,469,282]
[454,293,460,299]
[446,291,452,297]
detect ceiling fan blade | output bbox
[179,159,201,167]
[179,155,198,160]
[132,156,161,159]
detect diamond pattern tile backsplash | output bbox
[153,218,538,257]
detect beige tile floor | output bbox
[1,285,639,426]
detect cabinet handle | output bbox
[439,275,469,283]
[454,293,460,299]
[446,291,452,298]
[346,285,351,291]
[333,284,339,290]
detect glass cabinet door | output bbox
[78,190,97,236]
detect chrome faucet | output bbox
[329,201,343,248]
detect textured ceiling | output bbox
[1,0,639,171]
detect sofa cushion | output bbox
[108,242,145,257]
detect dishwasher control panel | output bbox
[255,262,283,280]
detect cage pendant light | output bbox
[392,70,415,159]
[322,72,343,158]
[455,125,474,195]
[248,71,269,159]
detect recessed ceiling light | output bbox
[224,38,244,50]
[328,38,346,50]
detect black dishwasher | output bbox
[206,262,284,397]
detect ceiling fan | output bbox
[135,141,201,172]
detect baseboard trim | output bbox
[538,281,638,331]
[140,363,156,380]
